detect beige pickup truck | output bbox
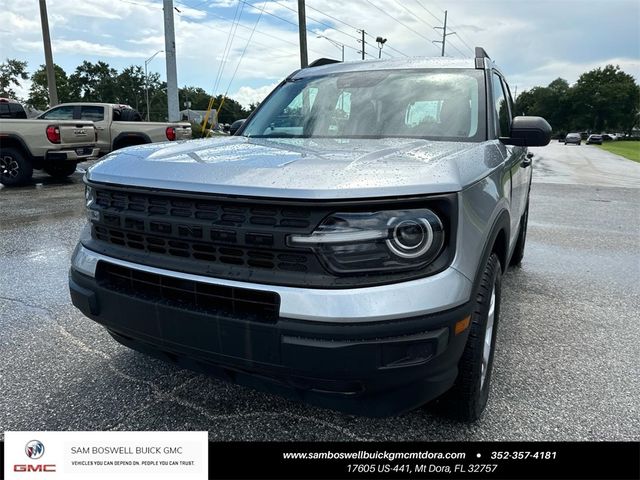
[0,118,99,186]
[38,103,192,155]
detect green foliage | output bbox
[27,64,71,109]
[8,59,263,123]
[0,58,28,99]
[516,65,640,135]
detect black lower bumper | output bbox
[69,268,472,416]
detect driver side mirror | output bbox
[500,116,551,147]
[229,119,246,136]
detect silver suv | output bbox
[69,48,550,420]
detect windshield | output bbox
[242,68,484,141]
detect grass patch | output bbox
[597,141,640,162]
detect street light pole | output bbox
[144,50,163,122]
[316,34,345,61]
[376,36,387,59]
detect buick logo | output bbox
[25,440,45,459]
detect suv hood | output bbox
[87,137,491,199]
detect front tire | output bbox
[43,162,78,178]
[0,147,33,186]
[442,253,502,421]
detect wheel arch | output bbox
[472,210,510,295]
[0,135,34,160]
[112,132,152,151]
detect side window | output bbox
[502,79,515,118]
[491,73,510,137]
[0,104,10,117]
[266,87,318,134]
[41,106,75,120]
[80,105,105,121]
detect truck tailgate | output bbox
[175,124,192,140]
[58,122,96,145]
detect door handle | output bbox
[95,127,105,131]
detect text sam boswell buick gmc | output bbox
[69,48,551,420]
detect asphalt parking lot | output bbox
[1,141,639,441]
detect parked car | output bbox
[69,48,551,420]
[0,97,28,119]
[0,115,98,185]
[586,134,603,145]
[565,133,581,145]
[37,103,192,156]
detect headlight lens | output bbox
[288,209,445,274]
[85,185,100,222]
[85,185,95,208]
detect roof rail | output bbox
[475,47,490,69]
[307,58,341,68]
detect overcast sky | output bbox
[1,0,639,107]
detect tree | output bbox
[116,65,161,116]
[68,61,118,102]
[516,65,639,135]
[0,58,28,99]
[27,64,71,110]
[246,102,260,116]
[571,65,639,134]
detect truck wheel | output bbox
[43,163,78,178]
[0,147,33,186]
[442,253,502,421]
[509,203,529,266]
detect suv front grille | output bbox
[96,262,280,322]
[93,225,309,272]
[88,185,335,285]
[86,184,456,288]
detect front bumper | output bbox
[70,244,473,415]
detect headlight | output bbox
[288,209,445,274]
[85,185,100,222]
[85,185,95,208]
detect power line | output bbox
[224,0,268,95]
[176,0,326,56]
[363,0,440,54]
[363,32,408,57]
[417,0,476,55]
[305,2,409,57]
[414,0,444,24]
[211,0,244,97]
[238,0,298,28]
[251,0,377,58]
[388,0,467,57]
[270,0,360,42]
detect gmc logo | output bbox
[13,464,57,472]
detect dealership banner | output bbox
[2,438,639,479]
[3,431,207,479]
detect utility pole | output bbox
[38,0,58,106]
[163,0,179,121]
[297,0,308,67]
[434,10,455,57]
[360,30,365,60]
